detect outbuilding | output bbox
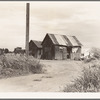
[41,33,82,60]
[29,40,42,59]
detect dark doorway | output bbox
[67,47,72,59]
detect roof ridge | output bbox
[47,33,74,37]
[30,40,42,48]
[31,40,42,42]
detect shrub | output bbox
[91,47,100,59]
[84,57,96,63]
[0,54,45,78]
[83,47,100,63]
[63,64,100,92]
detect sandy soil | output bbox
[0,60,84,92]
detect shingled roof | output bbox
[42,33,82,46]
[31,40,42,48]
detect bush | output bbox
[63,64,100,92]
[83,47,100,63]
[84,57,96,63]
[91,47,100,59]
[0,54,45,78]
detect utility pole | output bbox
[25,3,30,57]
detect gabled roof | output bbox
[42,33,82,46]
[30,40,42,48]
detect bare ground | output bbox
[0,60,84,92]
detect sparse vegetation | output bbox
[41,75,53,78]
[84,47,100,63]
[63,47,100,92]
[0,54,45,79]
[63,64,100,92]
[33,79,42,81]
[91,47,100,59]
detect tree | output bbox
[4,48,9,53]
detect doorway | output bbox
[67,47,72,59]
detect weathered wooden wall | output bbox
[36,49,42,59]
[29,41,42,59]
[42,35,55,60]
[54,46,68,60]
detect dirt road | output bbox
[0,60,83,92]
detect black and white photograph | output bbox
[0,1,100,97]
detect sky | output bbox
[0,1,100,51]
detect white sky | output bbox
[0,1,100,51]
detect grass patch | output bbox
[33,79,42,81]
[41,75,53,78]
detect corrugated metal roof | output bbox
[31,40,42,48]
[67,36,79,46]
[48,33,82,46]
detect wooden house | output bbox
[41,33,82,60]
[29,40,42,59]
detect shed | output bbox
[42,33,82,60]
[29,40,42,59]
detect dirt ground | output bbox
[0,60,84,92]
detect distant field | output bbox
[0,59,84,92]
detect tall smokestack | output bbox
[25,3,30,57]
